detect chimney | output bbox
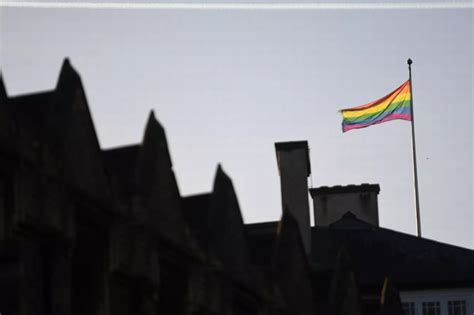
[309,184,380,227]
[275,141,311,255]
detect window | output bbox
[422,302,440,315]
[403,302,416,315]
[448,300,466,315]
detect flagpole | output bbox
[407,58,422,238]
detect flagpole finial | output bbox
[407,58,413,65]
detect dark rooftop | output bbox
[246,212,474,290]
[314,212,474,290]
[309,184,380,197]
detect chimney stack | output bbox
[275,141,311,255]
[309,184,380,227]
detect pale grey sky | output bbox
[1,2,472,248]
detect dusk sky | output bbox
[1,1,472,249]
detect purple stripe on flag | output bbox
[342,113,412,132]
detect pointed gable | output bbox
[329,246,362,315]
[135,111,187,244]
[1,60,113,235]
[272,210,315,315]
[1,60,109,191]
[46,58,112,203]
[136,111,172,196]
[380,277,403,315]
[208,165,249,276]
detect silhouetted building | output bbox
[0,60,473,315]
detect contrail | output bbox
[1,1,473,10]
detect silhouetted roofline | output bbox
[102,144,141,153]
[182,192,212,202]
[6,90,56,101]
[309,184,380,197]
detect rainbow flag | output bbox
[340,80,412,132]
